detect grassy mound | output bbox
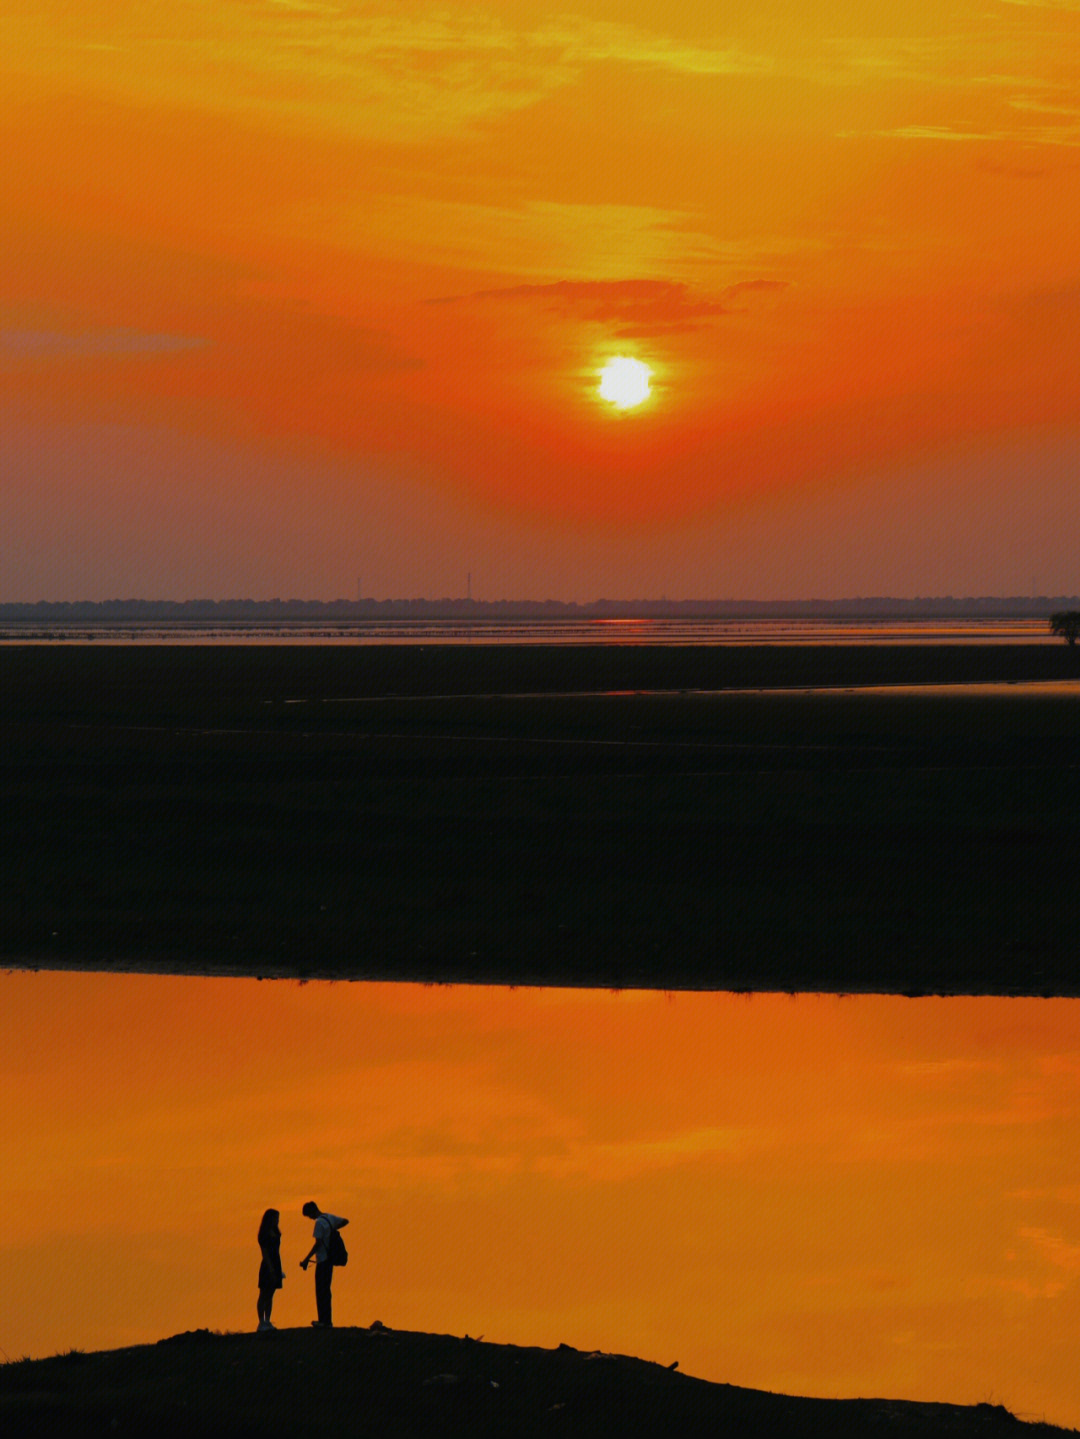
[1,1327,1071,1438]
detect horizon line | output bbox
[2,595,1079,610]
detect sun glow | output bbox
[598,356,651,409]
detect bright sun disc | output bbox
[599,356,651,409]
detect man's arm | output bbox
[301,1216,328,1268]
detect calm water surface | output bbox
[4,974,1080,1428]
[0,617,1061,644]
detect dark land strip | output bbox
[0,1327,1071,1439]
[4,644,1080,993]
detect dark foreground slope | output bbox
[5,644,1080,993]
[0,1328,1071,1439]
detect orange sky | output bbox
[5,976,1080,1428]
[2,1,1080,599]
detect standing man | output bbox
[300,1200,349,1328]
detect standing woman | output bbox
[257,1208,284,1331]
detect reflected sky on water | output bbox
[4,975,1080,1427]
[0,618,1063,645]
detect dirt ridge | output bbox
[2,1326,1074,1438]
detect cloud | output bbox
[16,4,764,144]
[1018,1227,1080,1275]
[282,195,727,284]
[997,0,1080,9]
[0,328,207,360]
[721,279,790,307]
[245,306,425,375]
[428,278,787,336]
[1009,1185,1080,1204]
[972,156,1058,177]
[893,1059,1003,1079]
[799,28,1074,93]
[533,1125,778,1182]
[1009,98,1080,115]
[257,6,770,83]
[110,6,772,140]
[818,34,988,88]
[845,125,1008,142]
[842,104,1080,148]
[528,19,772,79]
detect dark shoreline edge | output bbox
[5,643,1080,995]
[4,638,1080,689]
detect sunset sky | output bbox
[6,977,1080,1428]
[3,0,1079,600]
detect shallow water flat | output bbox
[0,617,1065,645]
[5,645,1080,991]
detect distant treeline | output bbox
[0,596,1076,621]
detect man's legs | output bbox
[315,1260,333,1326]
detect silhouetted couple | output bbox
[300,1200,349,1328]
[257,1201,349,1331]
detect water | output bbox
[4,974,1080,1429]
[0,617,1061,645]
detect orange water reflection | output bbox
[3,977,1080,1427]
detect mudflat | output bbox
[4,643,1080,993]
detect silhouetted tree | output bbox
[1050,611,1080,645]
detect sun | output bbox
[598,356,651,409]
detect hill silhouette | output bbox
[1,1327,1072,1438]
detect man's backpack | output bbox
[326,1223,348,1267]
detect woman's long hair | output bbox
[258,1208,281,1243]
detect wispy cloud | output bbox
[818,34,994,88]
[844,125,1008,142]
[1008,97,1080,115]
[255,7,770,81]
[428,278,787,336]
[98,5,771,139]
[1009,1185,1080,1204]
[528,19,772,79]
[842,121,1080,147]
[534,1125,778,1182]
[798,26,1077,93]
[972,156,1060,177]
[1018,1227,1080,1275]
[0,328,207,359]
[997,0,1080,10]
[860,121,1080,147]
[290,195,729,283]
[894,1058,1003,1079]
